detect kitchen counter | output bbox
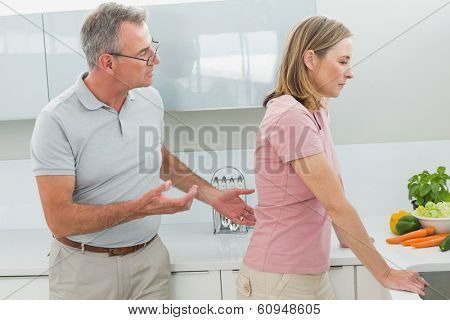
[1,215,448,299]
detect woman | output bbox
[237,16,428,300]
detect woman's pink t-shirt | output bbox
[244,95,342,274]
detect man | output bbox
[31,3,255,300]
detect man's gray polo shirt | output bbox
[31,72,165,247]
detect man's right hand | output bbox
[133,180,198,217]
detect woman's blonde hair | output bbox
[264,16,352,110]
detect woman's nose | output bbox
[346,68,354,79]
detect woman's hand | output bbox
[381,268,429,296]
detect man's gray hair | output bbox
[81,2,147,70]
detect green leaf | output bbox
[410,184,419,196]
[431,181,440,194]
[437,166,446,174]
[419,185,431,197]
[439,190,450,202]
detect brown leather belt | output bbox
[56,234,158,257]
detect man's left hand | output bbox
[212,188,256,226]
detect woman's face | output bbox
[309,37,354,98]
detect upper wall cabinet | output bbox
[149,0,315,110]
[0,14,48,120]
[43,10,88,99]
[42,0,315,110]
[1,0,315,118]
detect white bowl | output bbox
[411,212,450,234]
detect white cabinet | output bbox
[328,266,355,300]
[43,11,88,99]
[355,266,387,300]
[0,276,49,300]
[1,267,388,300]
[0,271,223,300]
[221,270,239,300]
[170,271,222,300]
[221,266,356,300]
[0,14,49,120]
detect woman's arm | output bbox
[290,153,427,296]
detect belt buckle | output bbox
[108,248,116,257]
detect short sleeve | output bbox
[30,111,76,176]
[267,108,324,163]
[158,93,165,144]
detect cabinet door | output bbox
[43,10,88,99]
[0,276,49,300]
[356,266,386,300]
[328,266,355,300]
[223,267,355,300]
[221,270,239,300]
[170,271,222,300]
[0,14,49,120]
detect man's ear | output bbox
[303,50,315,71]
[98,53,114,71]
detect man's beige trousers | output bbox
[48,235,171,299]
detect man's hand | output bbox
[133,180,198,217]
[211,188,256,225]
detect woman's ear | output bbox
[303,50,315,70]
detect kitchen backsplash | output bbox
[1,139,449,230]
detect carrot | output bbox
[386,227,435,244]
[402,233,450,246]
[412,236,447,248]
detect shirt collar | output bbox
[75,72,136,110]
[127,90,136,101]
[75,72,104,111]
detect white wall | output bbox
[317,0,450,144]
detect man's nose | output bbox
[152,54,160,65]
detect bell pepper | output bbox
[390,210,411,235]
[396,215,421,235]
[439,235,450,252]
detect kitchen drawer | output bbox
[356,266,387,300]
[222,266,356,300]
[170,270,222,300]
[0,276,49,300]
[328,266,355,300]
[221,270,239,300]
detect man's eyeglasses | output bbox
[109,40,160,66]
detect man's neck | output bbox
[83,70,128,113]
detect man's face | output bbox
[113,21,160,89]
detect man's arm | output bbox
[36,176,197,238]
[160,145,218,204]
[160,145,256,225]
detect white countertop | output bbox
[1,215,449,299]
[0,223,357,276]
